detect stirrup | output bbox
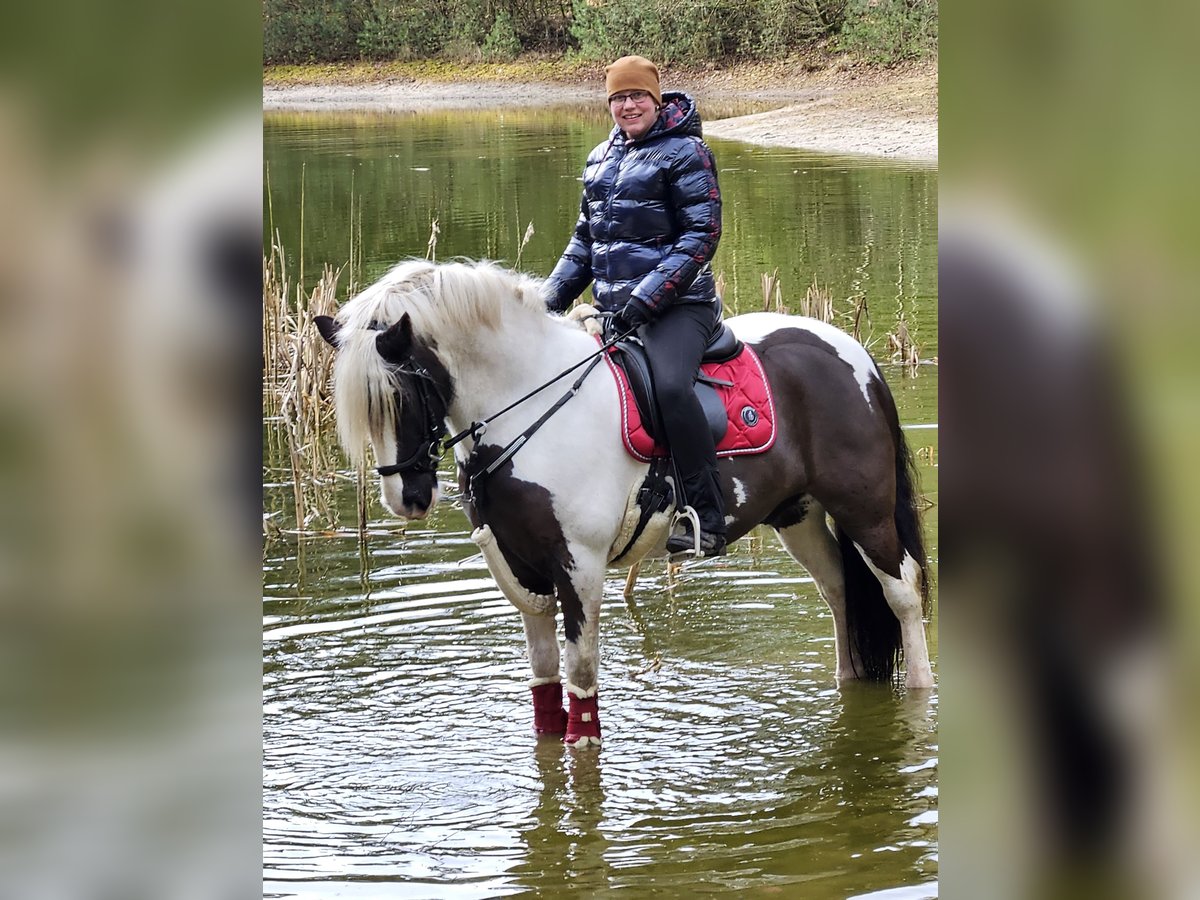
[671,506,702,552]
[667,506,710,559]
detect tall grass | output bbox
[263,234,354,537]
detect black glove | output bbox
[611,300,651,335]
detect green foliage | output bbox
[837,0,937,65]
[758,0,848,55]
[569,0,853,64]
[264,0,360,64]
[263,0,934,65]
[569,0,733,63]
[357,3,405,60]
[483,10,522,60]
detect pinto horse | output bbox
[315,259,934,747]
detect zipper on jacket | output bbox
[599,138,626,310]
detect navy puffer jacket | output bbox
[544,92,721,317]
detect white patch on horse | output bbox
[730,312,879,407]
[731,477,748,507]
[851,544,934,689]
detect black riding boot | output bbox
[667,467,727,557]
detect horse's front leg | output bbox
[554,557,606,748]
[524,612,567,736]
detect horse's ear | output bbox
[314,315,340,347]
[375,314,413,364]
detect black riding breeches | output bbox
[639,302,727,533]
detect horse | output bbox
[315,258,935,748]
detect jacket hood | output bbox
[611,91,702,144]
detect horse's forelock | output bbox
[331,327,400,464]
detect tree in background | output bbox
[263,0,935,65]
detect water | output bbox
[264,105,938,897]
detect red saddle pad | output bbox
[601,342,777,462]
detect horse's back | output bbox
[724,313,903,525]
[728,313,878,386]
[729,312,892,420]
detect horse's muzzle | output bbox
[380,475,439,520]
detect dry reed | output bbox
[514,221,535,269]
[800,276,835,323]
[426,217,440,261]
[752,271,921,369]
[263,233,351,537]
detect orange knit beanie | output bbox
[604,56,661,106]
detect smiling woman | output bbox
[609,89,656,139]
[605,56,662,141]
[545,55,732,556]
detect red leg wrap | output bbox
[565,691,601,745]
[531,682,567,735]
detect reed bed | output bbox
[751,269,925,369]
[263,234,368,539]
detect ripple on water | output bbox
[264,517,938,897]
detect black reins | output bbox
[442,324,627,452]
[376,319,631,485]
[463,354,605,491]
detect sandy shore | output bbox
[263,63,937,163]
[703,75,936,163]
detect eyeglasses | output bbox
[609,91,651,106]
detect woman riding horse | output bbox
[543,55,727,558]
[316,259,935,748]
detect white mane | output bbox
[328,259,548,462]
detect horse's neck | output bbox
[445,319,594,431]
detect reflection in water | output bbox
[263,107,937,376]
[514,743,611,889]
[264,518,939,897]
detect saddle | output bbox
[607,323,742,446]
[601,323,777,463]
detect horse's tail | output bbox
[882,375,931,619]
[836,371,929,681]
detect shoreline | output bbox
[263,61,937,163]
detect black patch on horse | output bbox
[763,494,811,530]
[458,447,584,641]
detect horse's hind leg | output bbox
[523,613,567,735]
[773,500,862,682]
[854,531,935,689]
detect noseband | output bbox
[376,363,448,478]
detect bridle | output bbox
[370,314,634,489]
[375,363,449,478]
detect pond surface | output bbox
[264,105,938,898]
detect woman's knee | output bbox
[652,366,694,404]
